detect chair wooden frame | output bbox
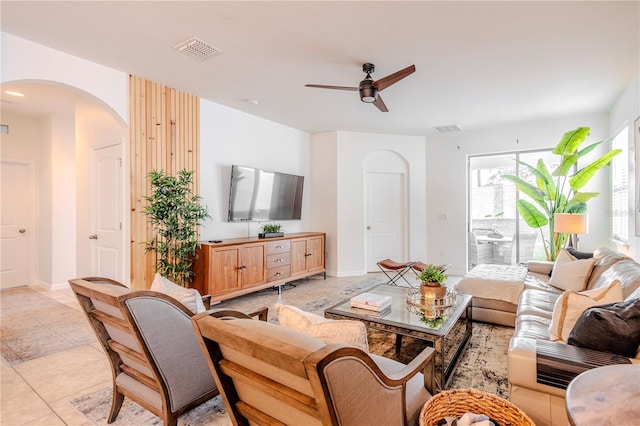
[192,310,436,426]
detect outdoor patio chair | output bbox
[192,309,436,426]
[377,258,416,287]
[468,232,493,268]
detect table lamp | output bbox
[554,213,588,249]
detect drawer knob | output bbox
[275,245,283,249]
[275,258,283,262]
[275,272,282,276]
[305,253,312,257]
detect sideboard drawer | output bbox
[267,265,291,282]
[266,240,290,255]
[267,253,291,269]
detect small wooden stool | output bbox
[377,259,416,287]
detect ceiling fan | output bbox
[305,63,416,112]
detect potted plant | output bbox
[259,223,284,239]
[143,169,210,286]
[416,264,448,299]
[502,127,621,261]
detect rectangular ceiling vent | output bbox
[434,124,463,133]
[175,37,222,61]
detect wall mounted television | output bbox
[228,165,304,222]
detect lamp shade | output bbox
[554,213,588,234]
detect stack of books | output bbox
[350,292,392,312]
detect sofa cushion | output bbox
[567,298,640,358]
[275,304,369,352]
[150,273,205,314]
[589,259,640,298]
[548,249,595,292]
[586,247,630,289]
[566,247,594,259]
[548,280,623,342]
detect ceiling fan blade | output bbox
[305,84,358,91]
[373,95,388,112]
[372,65,416,92]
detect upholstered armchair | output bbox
[69,277,220,425]
[192,310,436,426]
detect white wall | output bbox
[310,132,339,274]
[1,32,128,125]
[609,73,640,259]
[310,131,427,277]
[199,100,311,240]
[427,113,610,275]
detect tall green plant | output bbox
[144,169,210,286]
[502,127,620,261]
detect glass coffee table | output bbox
[325,284,472,390]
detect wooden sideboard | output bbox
[190,232,326,302]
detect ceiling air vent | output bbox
[434,124,463,133]
[175,37,222,60]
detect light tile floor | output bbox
[1,273,420,425]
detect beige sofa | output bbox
[507,247,640,426]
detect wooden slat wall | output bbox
[129,75,200,290]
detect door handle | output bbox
[19,229,26,234]
[366,226,371,230]
[89,234,98,240]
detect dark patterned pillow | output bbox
[566,247,594,259]
[567,298,640,358]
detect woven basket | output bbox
[420,389,535,426]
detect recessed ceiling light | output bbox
[5,91,25,97]
[247,99,260,106]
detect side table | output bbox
[565,364,640,425]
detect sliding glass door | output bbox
[468,149,554,269]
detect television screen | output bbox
[228,165,304,221]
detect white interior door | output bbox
[365,172,406,271]
[91,144,123,281]
[1,161,34,288]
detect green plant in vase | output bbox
[143,169,210,287]
[416,264,448,299]
[261,223,282,234]
[502,127,620,261]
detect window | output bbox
[611,126,629,242]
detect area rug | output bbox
[0,287,95,365]
[71,321,512,425]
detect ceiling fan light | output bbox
[359,82,377,103]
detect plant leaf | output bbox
[502,175,549,213]
[551,154,578,176]
[552,127,590,156]
[516,200,549,229]
[535,159,556,201]
[570,149,622,191]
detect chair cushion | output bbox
[567,298,640,358]
[548,280,623,342]
[548,249,595,292]
[275,304,369,352]
[150,273,205,314]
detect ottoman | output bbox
[454,264,528,327]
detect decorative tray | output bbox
[406,288,457,324]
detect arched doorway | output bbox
[0,81,127,288]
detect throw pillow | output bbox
[150,273,205,314]
[567,298,640,358]
[548,280,623,342]
[566,247,594,259]
[549,249,596,292]
[275,303,369,352]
